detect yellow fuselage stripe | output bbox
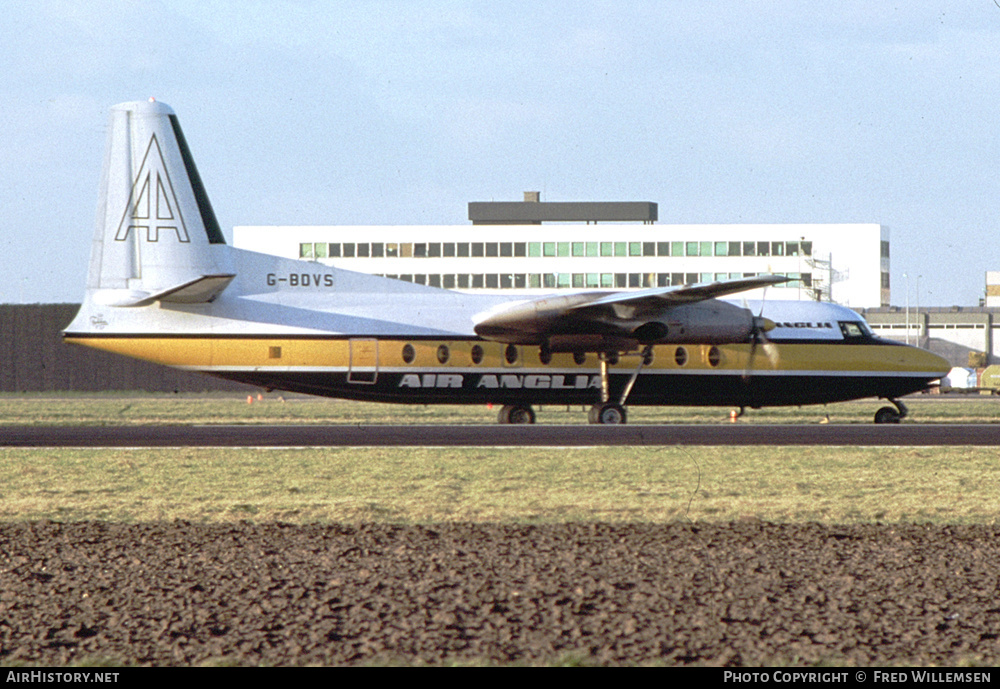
[63,337,947,376]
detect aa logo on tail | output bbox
[115,134,190,243]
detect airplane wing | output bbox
[473,274,789,349]
[567,275,790,311]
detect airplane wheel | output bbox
[874,406,901,424]
[498,404,535,424]
[590,402,627,425]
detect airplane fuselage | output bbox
[64,246,947,410]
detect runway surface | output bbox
[1,423,999,447]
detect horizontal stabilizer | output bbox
[93,274,236,307]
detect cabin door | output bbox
[348,339,378,384]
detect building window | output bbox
[356,243,370,258]
[756,241,769,257]
[442,242,455,257]
[299,243,314,259]
[457,243,470,257]
[371,243,384,258]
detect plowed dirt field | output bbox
[2,522,999,666]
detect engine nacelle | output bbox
[627,301,756,345]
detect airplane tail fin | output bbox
[85,99,234,307]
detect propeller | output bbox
[742,296,779,380]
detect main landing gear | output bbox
[494,344,653,425]
[588,345,654,425]
[874,398,908,424]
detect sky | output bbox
[3,0,1000,306]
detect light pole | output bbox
[903,272,910,346]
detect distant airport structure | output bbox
[234,193,890,308]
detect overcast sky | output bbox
[3,1,999,306]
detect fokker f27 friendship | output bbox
[64,100,949,424]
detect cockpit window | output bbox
[838,321,870,339]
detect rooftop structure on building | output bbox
[469,192,657,224]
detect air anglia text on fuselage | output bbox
[399,373,602,389]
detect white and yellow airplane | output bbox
[63,100,949,424]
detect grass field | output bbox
[2,445,998,524]
[1,393,998,525]
[2,391,999,425]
